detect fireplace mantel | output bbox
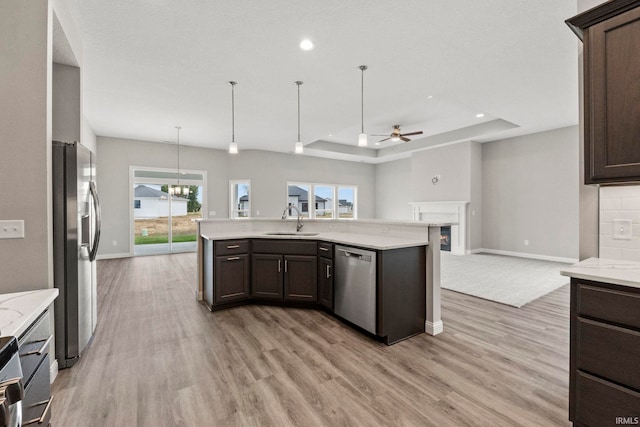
[409,201,469,255]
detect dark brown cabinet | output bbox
[214,253,250,303]
[252,240,317,303]
[317,242,333,309]
[251,254,283,299]
[204,239,250,308]
[567,1,640,184]
[569,279,640,426]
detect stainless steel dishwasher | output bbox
[334,245,377,334]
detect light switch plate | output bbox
[0,220,25,239]
[613,219,632,240]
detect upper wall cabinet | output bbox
[567,0,640,185]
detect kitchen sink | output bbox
[263,231,319,236]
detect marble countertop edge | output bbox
[560,257,640,289]
[0,289,59,338]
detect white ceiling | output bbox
[63,0,579,163]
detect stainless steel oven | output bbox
[0,337,24,427]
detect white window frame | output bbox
[285,182,357,220]
[230,180,251,219]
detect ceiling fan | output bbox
[374,125,423,143]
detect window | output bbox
[286,182,356,219]
[338,186,356,219]
[230,180,251,218]
[287,184,310,218]
[314,185,334,218]
[134,200,141,209]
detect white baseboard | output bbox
[471,248,577,264]
[96,252,131,260]
[425,320,443,336]
[50,359,58,384]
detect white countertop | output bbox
[560,257,640,289]
[201,231,430,250]
[0,289,58,338]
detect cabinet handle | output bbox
[20,335,53,357]
[278,260,282,273]
[326,265,331,278]
[319,247,329,252]
[285,260,288,273]
[227,256,240,261]
[227,245,240,249]
[23,394,54,425]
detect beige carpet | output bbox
[441,252,571,307]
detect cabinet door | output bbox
[284,255,317,302]
[252,254,283,299]
[318,257,333,309]
[586,6,640,183]
[214,254,250,304]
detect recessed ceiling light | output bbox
[299,39,314,51]
[476,113,485,118]
[428,95,433,99]
[328,134,332,137]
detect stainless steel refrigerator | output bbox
[52,141,101,369]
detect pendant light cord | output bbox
[295,81,303,141]
[230,81,237,143]
[359,65,367,134]
[175,125,181,187]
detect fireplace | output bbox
[409,201,469,255]
[440,226,451,251]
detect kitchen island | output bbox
[197,219,447,344]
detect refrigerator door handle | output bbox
[89,181,102,262]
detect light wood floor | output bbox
[51,253,571,426]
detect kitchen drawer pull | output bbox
[227,256,240,261]
[319,247,329,252]
[278,260,282,273]
[285,260,288,273]
[226,245,240,249]
[23,394,54,425]
[326,265,331,278]
[20,335,53,357]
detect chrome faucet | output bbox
[281,204,304,232]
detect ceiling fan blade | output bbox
[400,136,411,142]
[400,131,423,137]
[378,137,391,142]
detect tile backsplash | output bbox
[600,185,640,261]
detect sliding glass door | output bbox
[131,168,205,256]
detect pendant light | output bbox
[294,81,304,154]
[358,65,368,147]
[228,81,238,154]
[171,125,189,197]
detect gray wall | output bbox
[0,1,52,293]
[376,141,482,250]
[52,63,81,144]
[375,158,413,220]
[481,126,579,259]
[97,137,375,256]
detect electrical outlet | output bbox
[256,210,260,216]
[112,240,118,246]
[613,219,632,240]
[209,211,216,216]
[0,220,24,239]
[524,240,529,246]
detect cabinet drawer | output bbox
[18,310,51,387]
[22,354,52,427]
[215,240,249,256]
[574,371,640,427]
[577,282,640,329]
[577,318,640,390]
[252,240,317,255]
[318,242,333,257]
